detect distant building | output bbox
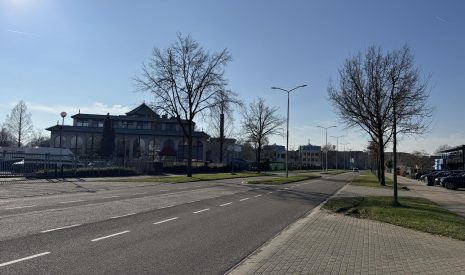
[299,144,322,168]
[46,103,209,161]
[440,145,465,170]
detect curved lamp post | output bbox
[271,84,307,178]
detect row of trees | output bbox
[135,34,434,183]
[136,34,284,176]
[1,100,50,148]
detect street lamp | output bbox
[271,84,307,178]
[59,111,67,178]
[317,125,336,172]
[330,135,344,172]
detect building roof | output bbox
[125,103,158,117]
[440,145,465,153]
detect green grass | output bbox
[323,196,465,241]
[320,170,349,175]
[107,172,267,183]
[351,171,396,188]
[247,174,320,185]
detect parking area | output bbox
[388,174,465,218]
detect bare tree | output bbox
[208,89,242,163]
[27,129,50,147]
[435,144,452,154]
[0,126,14,147]
[5,100,33,147]
[241,98,284,173]
[135,34,231,177]
[328,46,432,186]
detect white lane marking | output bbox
[177,187,188,190]
[158,190,168,192]
[132,192,147,196]
[110,213,136,219]
[0,252,51,267]
[59,200,84,204]
[101,195,120,199]
[153,217,178,225]
[254,195,262,197]
[41,224,81,233]
[240,198,249,201]
[284,187,289,190]
[193,208,210,214]
[268,192,273,194]
[220,202,232,207]
[91,230,130,242]
[4,205,37,210]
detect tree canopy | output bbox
[135,33,232,176]
[328,46,432,185]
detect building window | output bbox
[165,123,176,131]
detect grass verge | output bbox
[323,196,465,241]
[105,172,268,183]
[351,171,399,188]
[247,174,320,185]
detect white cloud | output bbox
[6,29,39,37]
[27,102,131,116]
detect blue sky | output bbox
[1,0,464,154]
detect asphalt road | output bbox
[0,172,355,274]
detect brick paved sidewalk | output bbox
[229,180,465,275]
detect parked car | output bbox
[415,170,432,180]
[434,171,456,185]
[424,171,448,186]
[441,173,465,190]
[438,171,465,187]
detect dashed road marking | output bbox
[240,198,249,201]
[110,213,136,219]
[220,202,232,207]
[193,208,210,214]
[0,252,51,267]
[59,200,84,204]
[91,230,130,242]
[254,195,262,197]
[268,192,273,194]
[41,224,81,233]
[153,217,178,225]
[4,205,37,210]
[101,196,120,199]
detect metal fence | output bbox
[0,152,227,183]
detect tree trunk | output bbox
[378,135,386,186]
[187,121,193,177]
[219,113,224,163]
[257,142,261,174]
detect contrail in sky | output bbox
[6,29,39,36]
[435,16,448,23]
